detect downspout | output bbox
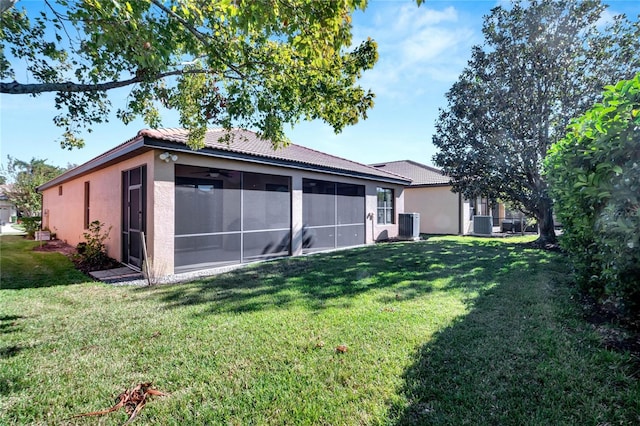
[368,212,375,242]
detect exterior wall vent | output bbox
[398,213,420,241]
[473,215,493,236]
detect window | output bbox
[58,185,63,196]
[471,196,491,217]
[377,187,394,224]
[83,181,90,229]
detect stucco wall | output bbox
[42,148,405,275]
[41,152,155,261]
[150,157,175,275]
[404,185,463,235]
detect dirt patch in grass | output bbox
[32,239,77,256]
[32,239,120,274]
[581,295,640,363]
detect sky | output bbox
[1,0,639,171]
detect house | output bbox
[38,128,410,275]
[370,160,471,235]
[371,160,512,235]
[0,185,18,224]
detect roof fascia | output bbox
[37,137,147,192]
[143,138,411,186]
[407,183,453,189]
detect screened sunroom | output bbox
[38,128,409,278]
[174,164,292,272]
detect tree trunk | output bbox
[535,196,557,245]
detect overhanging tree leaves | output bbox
[432,0,640,244]
[0,0,420,149]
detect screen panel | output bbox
[337,183,365,225]
[243,230,290,261]
[174,234,242,270]
[175,165,292,270]
[337,225,365,247]
[243,172,290,231]
[302,226,336,252]
[303,179,336,227]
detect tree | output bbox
[0,0,422,150]
[0,156,64,217]
[432,0,640,245]
[545,74,640,313]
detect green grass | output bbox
[1,234,638,425]
[0,236,87,289]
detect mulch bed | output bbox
[581,295,640,355]
[32,239,77,256]
[32,239,121,274]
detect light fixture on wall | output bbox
[159,151,178,163]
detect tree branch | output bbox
[148,0,246,79]
[1,69,215,95]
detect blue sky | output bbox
[1,0,639,170]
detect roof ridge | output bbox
[286,141,408,180]
[371,159,443,173]
[403,159,443,174]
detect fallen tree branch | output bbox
[71,382,167,424]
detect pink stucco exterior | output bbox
[40,140,406,277]
[41,151,155,261]
[403,185,475,235]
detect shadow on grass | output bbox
[0,372,26,397]
[0,315,25,335]
[390,249,640,425]
[0,236,88,290]
[147,238,556,316]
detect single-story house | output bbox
[0,184,18,224]
[38,128,411,275]
[370,160,506,235]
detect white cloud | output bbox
[400,27,467,64]
[595,9,617,28]
[392,4,459,32]
[353,3,477,100]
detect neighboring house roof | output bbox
[38,128,411,191]
[0,184,13,201]
[369,160,451,187]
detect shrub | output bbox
[77,220,112,269]
[21,216,42,239]
[545,73,640,314]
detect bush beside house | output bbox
[545,73,640,316]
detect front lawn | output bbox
[1,235,638,424]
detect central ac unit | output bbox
[473,215,492,236]
[398,213,420,241]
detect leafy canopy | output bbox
[0,156,66,217]
[432,0,640,243]
[0,0,422,149]
[545,73,640,311]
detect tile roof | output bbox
[141,128,410,183]
[369,160,451,186]
[39,128,410,191]
[0,184,11,200]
